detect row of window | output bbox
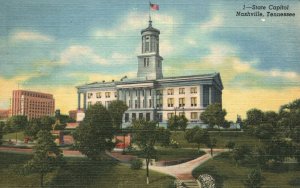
[124,112,151,122]
[167,97,197,107]
[22,92,52,99]
[167,87,197,95]
[87,92,117,99]
[167,112,199,120]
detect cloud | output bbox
[199,15,224,32]
[60,45,108,65]
[93,11,178,38]
[11,31,54,42]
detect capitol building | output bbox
[76,20,223,127]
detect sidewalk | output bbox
[149,149,227,180]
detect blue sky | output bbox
[0,0,299,119]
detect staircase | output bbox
[176,179,201,188]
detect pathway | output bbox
[149,149,227,180]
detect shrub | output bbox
[192,165,224,188]
[169,139,180,148]
[130,159,143,170]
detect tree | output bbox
[0,122,4,145]
[167,115,188,131]
[266,137,294,165]
[254,123,274,141]
[200,103,226,129]
[25,116,55,139]
[263,111,279,127]
[232,145,252,166]
[243,168,264,188]
[107,100,128,129]
[185,127,209,150]
[7,115,28,131]
[206,137,217,156]
[21,131,64,187]
[73,104,114,160]
[225,141,235,152]
[131,119,170,184]
[244,109,264,127]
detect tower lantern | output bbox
[137,20,163,80]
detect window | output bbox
[135,100,138,108]
[149,99,152,108]
[144,58,150,67]
[96,92,101,98]
[125,113,129,122]
[105,92,111,98]
[191,87,197,94]
[146,113,151,121]
[129,100,132,108]
[87,93,93,99]
[167,98,174,107]
[132,113,136,120]
[179,112,185,117]
[191,112,198,120]
[179,98,185,107]
[157,98,163,108]
[191,97,197,107]
[139,113,143,120]
[179,88,185,94]
[167,113,174,119]
[203,85,209,107]
[167,89,174,95]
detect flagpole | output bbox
[149,1,151,22]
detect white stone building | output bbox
[76,20,223,127]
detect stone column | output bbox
[144,88,147,108]
[77,92,81,110]
[138,89,141,109]
[83,92,87,110]
[209,86,212,105]
[130,89,133,109]
[200,85,203,108]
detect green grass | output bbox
[192,153,300,188]
[3,131,25,141]
[128,147,204,161]
[0,152,174,188]
[171,131,261,149]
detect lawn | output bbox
[192,153,300,188]
[0,152,174,188]
[3,131,25,141]
[171,131,261,149]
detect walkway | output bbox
[149,149,227,180]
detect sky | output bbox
[0,0,299,120]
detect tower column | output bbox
[77,92,81,110]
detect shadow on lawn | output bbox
[48,157,118,187]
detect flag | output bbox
[150,3,159,11]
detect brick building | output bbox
[11,90,55,120]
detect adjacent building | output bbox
[77,20,223,127]
[11,90,55,120]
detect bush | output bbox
[192,165,224,188]
[169,139,180,148]
[130,159,143,170]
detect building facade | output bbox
[77,20,223,127]
[11,90,55,120]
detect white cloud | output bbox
[269,69,299,80]
[199,15,223,32]
[60,45,108,65]
[11,31,54,42]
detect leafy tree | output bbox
[206,137,217,156]
[107,100,128,129]
[0,122,4,145]
[244,108,264,127]
[131,119,170,184]
[7,115,28,131]
[185,127,209,150]
[266,137,294,165]
[263,111,279,126]
[243,168,264,188]
[25,116,55,139]
[232,145,252,165]
[59,114,76,124]
[200,103,226,129]
[167,115,188,131]
[21,130,64,187]
[73,104,114,160]
[225,141,236,151]
[254,123,275,141]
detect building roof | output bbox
[141,20,160,34]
